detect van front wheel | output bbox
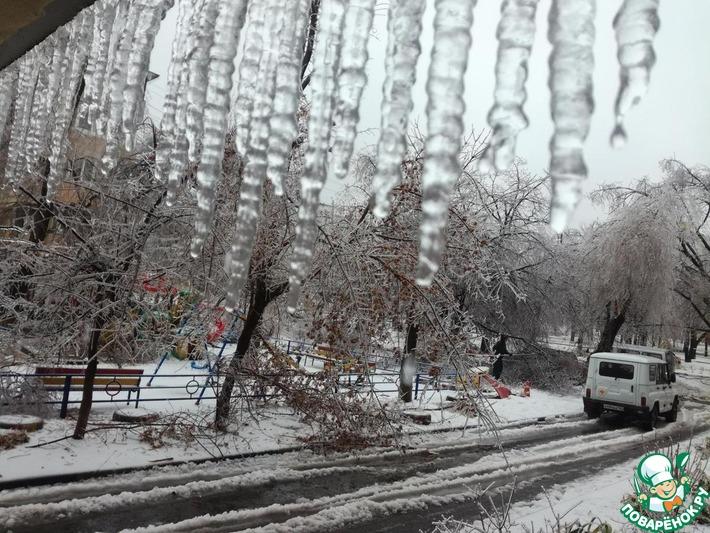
[644,405,659,431]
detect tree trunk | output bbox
[72,320,103,439]
[688,331,704,360]
[215,277,288,431]
[398,323,418,403]
[595,301,628,353]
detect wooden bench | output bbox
[34,366,144,418]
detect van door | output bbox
[596,359,637,407]
[653,363,672,412]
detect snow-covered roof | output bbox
[590,352,666,365]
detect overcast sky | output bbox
[147,0,710,227]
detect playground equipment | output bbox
[480,373,512,399]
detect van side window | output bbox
[599,362,634,380]
[649,364,656,382]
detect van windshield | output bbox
[599,361,634,380]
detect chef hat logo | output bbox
[637,453,674,487]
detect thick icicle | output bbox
[96,0,128,135]
[5,56,40,186]
[415,0,475,287]
[328,0,377,181]
[157,0,191,194]
[25,45,52,170]
[233,0,267,155]
[547,0,596,233]
[122,0,172,152]
[103,3,141,174]
[0,67,18,138]
[225,3,282,309]
[371,0,426,219]
[185,0,221,164]
[479,0,539,173]
[47,12,92,199]
[189,0,249,258]
[166,1,201,206]
[87,1,118,129]
[82,3,105,122]
[265,0,311,196]
[610,0,660,148]
[286,0,347,313]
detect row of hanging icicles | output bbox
[0,0,659,313]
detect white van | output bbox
[583,352,678,430]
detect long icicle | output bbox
[96,0,128,136]
[47,11,92,199]
[27,33,67,166]
[82,2,105,123]
[6,55,40,187]
[122,0,172,152]
[328,0,377,181]
[189,0,249,258]
[479,0,539,173]
[23,45,51,173]
[185,0,221,164]
[166,0,201,206]
[233,0,267,156]
[0,67,18,143]
[226,1,283,310]
[610,0,660,148]
[286,0,347,314]
[157,0,191,195]
[415,0,476,286]
[371,0,426,219]
[547,0,596,233]
[265,0,311,196]
[88,1,118,129]
[102,2,141,174]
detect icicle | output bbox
[25,44,52,170]
[0,67,18,138]
[189,0,249,258]
[265,0,311,196]
[233,0,268,156]
[102,3,141,174]
[415,0,475,287]
[157,0,191,193]
[371,0,426,219]
[96,0,128,136]
[87,1,118,129]
[122,0,172,152]
[185,0,221,164]
[47,12,92,198]
[225,3,282,309]
[82,2,105,122]
[286,0,347,314]
[328,0,376,182]
[610,0,660,148]
[479,0,539,173]
[5,56,39,187]
[547,0,596,234]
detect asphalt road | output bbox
[1,400,708,533]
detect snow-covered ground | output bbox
[509,433,710,532]
[0,351,582,486]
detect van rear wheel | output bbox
[664,398,679,422]
[586,405,602,419]
[644,405,659,431]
